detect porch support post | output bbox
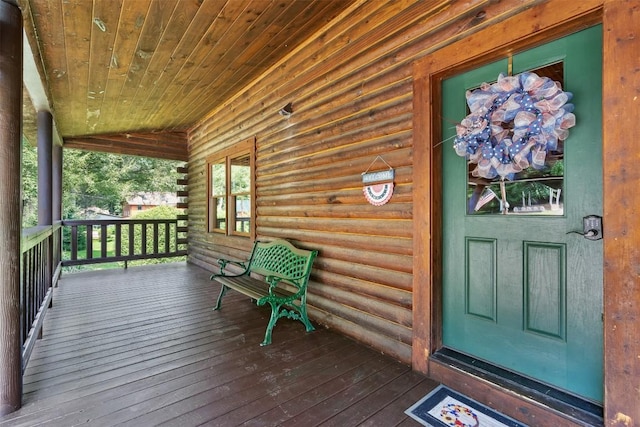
[52,142,62,222]
[37,111,53,226]
[37,112,54,294]
[0,0,23,416]
[602,0,640,425]
[52,137,62,288]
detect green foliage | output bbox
[122,206,186,266]
[22,146,182,224]
[22,140,39,228]
[62,150,182,218]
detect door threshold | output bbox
[431,348,603,426]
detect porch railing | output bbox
[19,217,187,369]
[21,223,62,369]
[61,218,188,267]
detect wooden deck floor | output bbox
[1,262,438,426]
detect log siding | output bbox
[188,0,562,363]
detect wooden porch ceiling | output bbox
[19,0,355,160]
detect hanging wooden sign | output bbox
[362,157,395,206]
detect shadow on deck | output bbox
[1,262,437,426]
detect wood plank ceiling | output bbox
[19,0,355,160]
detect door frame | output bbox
[412,1,639,425]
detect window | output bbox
[466,62,565,217]
[207,137,255,237]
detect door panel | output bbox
[442,26,603,402]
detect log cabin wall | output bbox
[188,0,550,364]
[187,0,617,371]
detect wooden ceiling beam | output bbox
[64,131,188,161]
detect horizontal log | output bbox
[257,216,411,239]
[257,202,412,220]
[256,227,412,255]
[257,168,412,200]
[314,269,412,308]
[310,280,412,328]
[257,151,412,195]
[308,304,412,364]
[259,103,412,170]
[258,80,413,160]
[258,182,412,207]
[314,257,413,291]
[316,244,412,274]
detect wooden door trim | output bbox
[411,1,604,425]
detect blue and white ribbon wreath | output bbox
[453,72,576,180]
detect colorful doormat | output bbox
[405,385,528,427]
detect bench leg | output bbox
[260,302,315,346]
[214,285,228,310]
[260,304,280,346]
[300,310,315,333]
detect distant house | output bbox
[122,192,178,218]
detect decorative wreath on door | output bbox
[453,71,576,180]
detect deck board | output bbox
[0,262,438,426]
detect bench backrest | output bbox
[247,239,318,288]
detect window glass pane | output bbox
[234,195,250,233]
[211,162,226,197]
[230,154,250,195]
[468,62,564,216]
[215,196,226,230]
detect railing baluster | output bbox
[101,224,108,258]
[86,225,93,259]
[164,221,171,254]
[141,223,147,255]
[153,222,159,255]
[71,225,78,261]
[115,223,122,257]
[128,223,135,256]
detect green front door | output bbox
[442,26,603,403]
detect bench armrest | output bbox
[265,275,302,294]
[211,258,247,279]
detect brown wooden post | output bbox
[602,1,640,425]
[52,142,62,222]
[52,141,62,288]
[37,111,53,297]
[0,0,23,416]
[37,111,53,226]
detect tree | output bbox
[62,150,183,217]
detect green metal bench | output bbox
[211,239,318,346]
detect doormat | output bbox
[405,385,528,427]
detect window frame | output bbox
[206,137,256,239]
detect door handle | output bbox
[566,215,603,240]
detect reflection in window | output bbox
[206,138,255,236]
[210,161,227,230]
[469,156,563,215]
[468,62,565,216]
[230,154,251,233]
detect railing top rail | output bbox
[22,224,62,252]
[62,218,179,226]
